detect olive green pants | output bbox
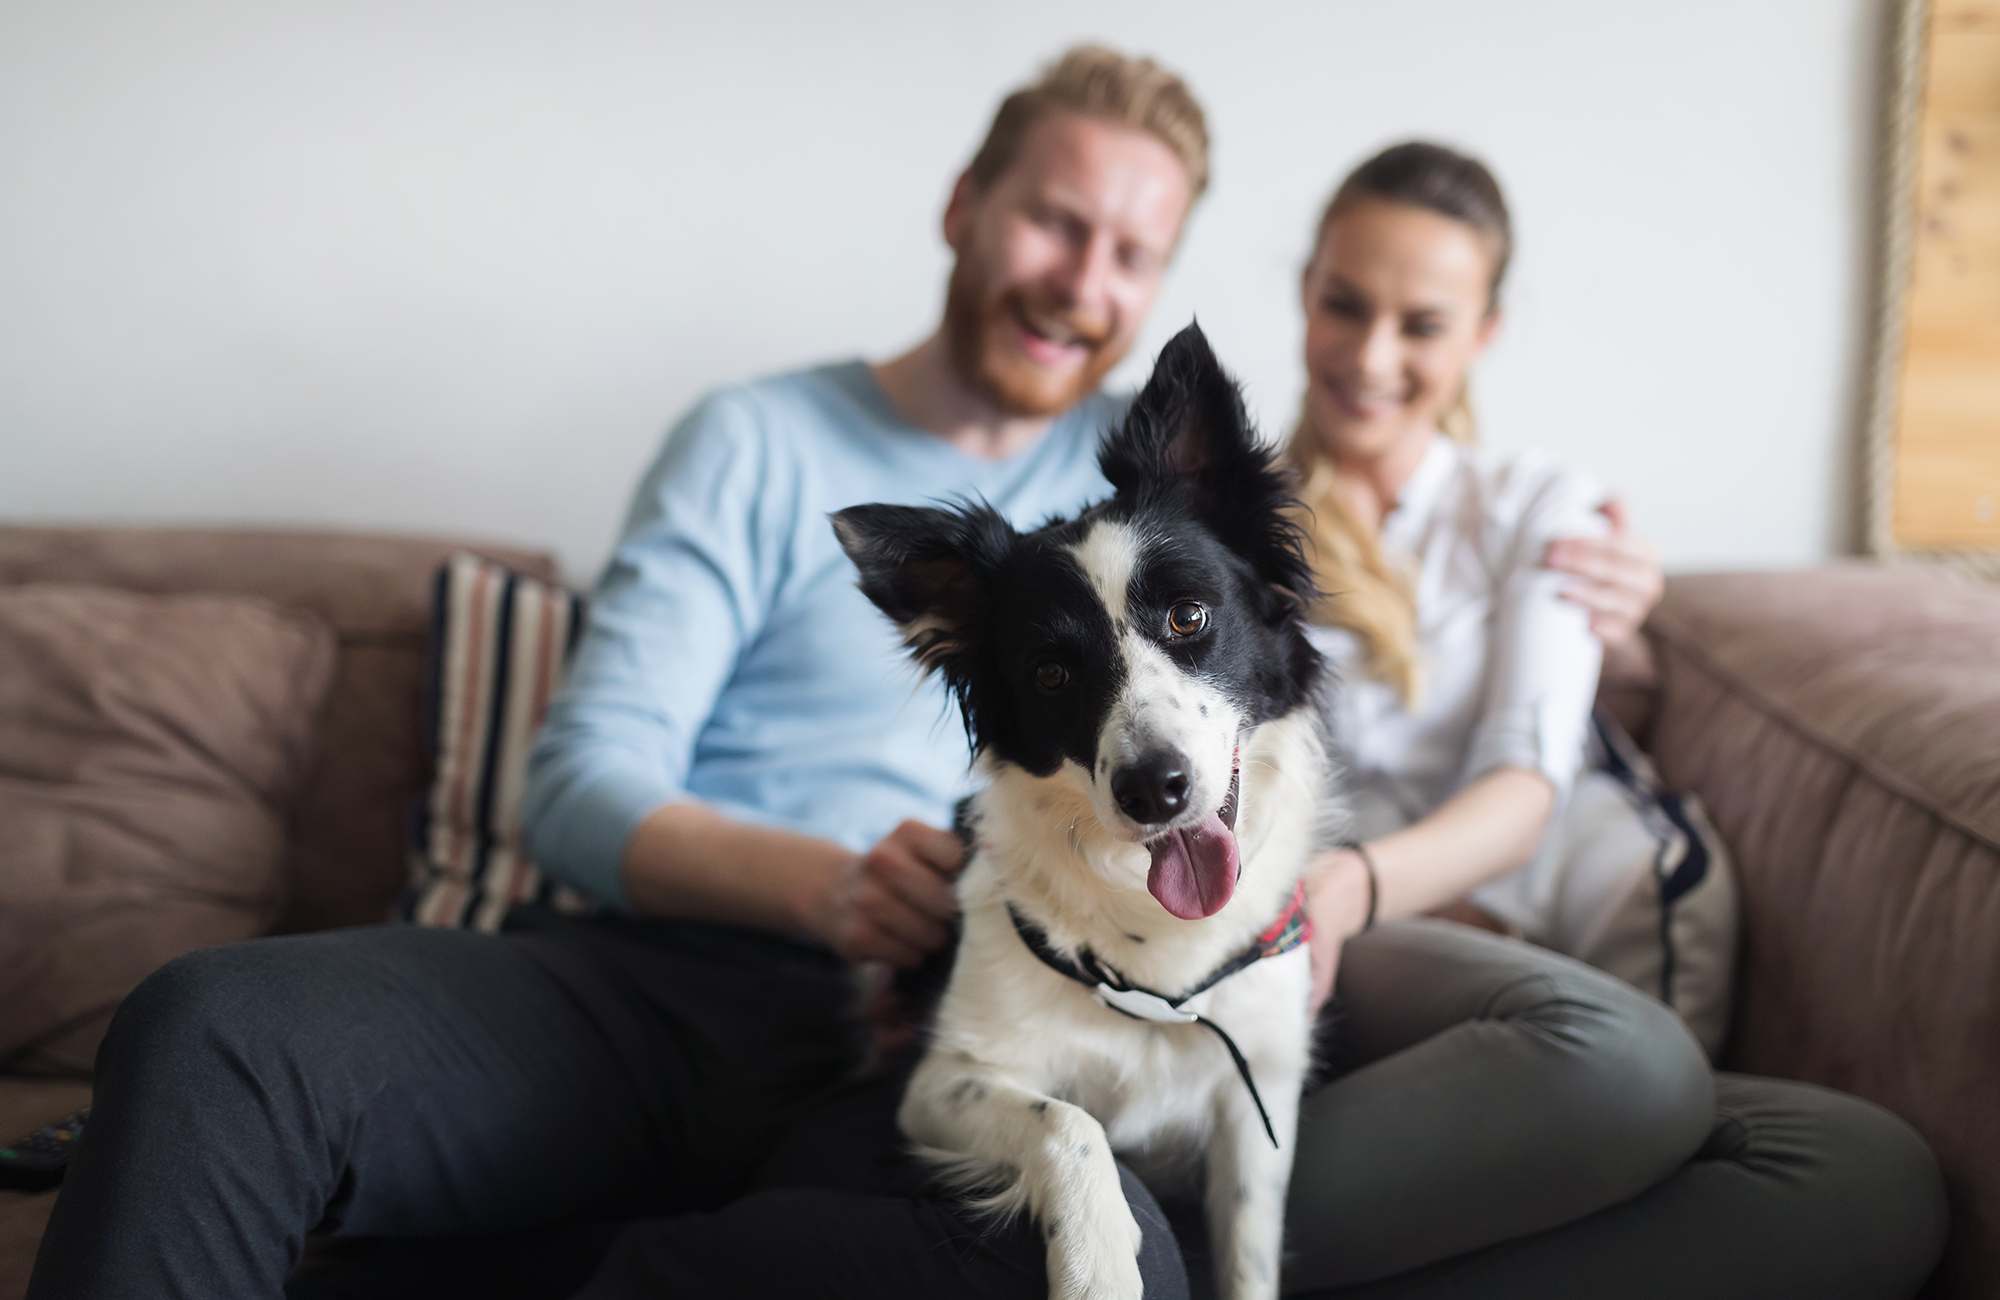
[1276,920,1946,1299]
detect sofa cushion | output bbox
[400,555,597,931]
[0,527,561,932]
[0,586,335,1075]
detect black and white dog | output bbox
[833,324,1328,1300]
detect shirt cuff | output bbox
[1463,697,1588,796]
[521,758,681,912]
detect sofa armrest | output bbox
[1643,564,2000,1298]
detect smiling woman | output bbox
[1288,142,1511,702]
[1270,141,1947,1300]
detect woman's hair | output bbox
[1287,141,1512,702]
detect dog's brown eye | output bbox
[1035,661,1069,692]
[1168,602,1208,637]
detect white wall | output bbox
[0,0,1882,581]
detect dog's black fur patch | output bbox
[833,323,1321,783]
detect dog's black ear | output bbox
[1100,322,1316,607]
[830,501,1015,675]
[1101,321,1254,497]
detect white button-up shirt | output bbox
[1308,434,1607,844]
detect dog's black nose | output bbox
[1111,754,1190,825]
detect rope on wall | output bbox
[1865,0,2000,582]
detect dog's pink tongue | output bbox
[1145,813,1240,920]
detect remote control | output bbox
[0,1109,88,1193]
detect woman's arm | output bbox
[1351,764,1554,919]
[1543,496,1664,682]
[1302,465,1605,1011]
[1302,765,1553,1011]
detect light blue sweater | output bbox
[521,361,1124,908]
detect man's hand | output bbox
[1302,848,1375,1016]
[1543,496,1664,670]
[621,803,963,966]
[813,819,965,967]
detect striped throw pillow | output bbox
[399,553,598,931]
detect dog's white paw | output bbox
[1045,1198,1145,1300]
[1219,1256,1282,1300]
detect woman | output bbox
[1279,142,1945,1297]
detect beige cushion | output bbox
[0,586,335,1075]
[0,526,562,934]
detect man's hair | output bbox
[965,45,1210,199]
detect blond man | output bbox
[30,47,1208,1300]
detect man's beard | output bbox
[942,258,1125,419]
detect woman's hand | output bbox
[1302,848,1376,1016]
[1543,497,1663,678]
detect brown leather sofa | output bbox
[0,528,557,1298]
[0,528,1993,1298]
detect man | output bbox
[29,46,1666,1300]
[517,46,1205,977]
[30,47,1206,1300]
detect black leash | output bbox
[1004,888,1310,1149]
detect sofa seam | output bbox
[1650,621,2000,857]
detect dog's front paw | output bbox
[1045,1198,1145,1300]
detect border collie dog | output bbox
[833,324,1329,1300]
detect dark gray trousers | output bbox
[27,911,1946,1299]
[25,907,1183,1300]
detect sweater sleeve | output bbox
[1458,463,1608,800]
[521,389,791,908]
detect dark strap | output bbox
[1174,884,1314,1002]
[1004,887,1312,1149]
[1006,886,1311,1007]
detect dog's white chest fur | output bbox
[900,710,1324,1300]
[949,918,1309,1156]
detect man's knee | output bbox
[1117,1162,1189,1300]
[98,940,317,1084]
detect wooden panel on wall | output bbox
[1893,0,2000,546]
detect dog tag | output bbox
[1094,984,1200,1024]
